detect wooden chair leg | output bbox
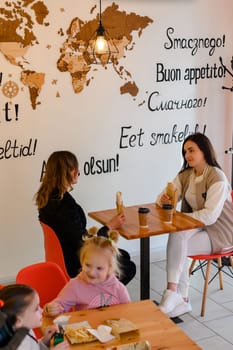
[189,259,196,275]
[201,260,211,317]
[217,257,223,289]
[229,255,233,269]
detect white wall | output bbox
[0,0,233,282]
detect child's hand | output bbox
[44,301,64,316]
[50,339,70,349]
[42,324,59,346]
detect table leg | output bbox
[140,236,150,300]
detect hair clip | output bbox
[107,237,113,244]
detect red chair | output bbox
[16,261,68,337]
[40,222,70,281]
[16,261,68,307]
[189,190,233,316]
[189,251,233,316]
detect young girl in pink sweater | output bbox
[44,230,131,316]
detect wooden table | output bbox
[43,300,201,349]
[88,203,204,300]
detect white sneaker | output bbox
[168,300,192,318]
[159,289,184,314]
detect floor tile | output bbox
[204,314,233,344]
[176,314,215,341]
[188,287,232,322]
[197,335,233,350]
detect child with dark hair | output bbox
[0,284,69,349]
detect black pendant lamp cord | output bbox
[99,0,102,23]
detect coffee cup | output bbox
[162,204,174,224]
[138,207,150,228]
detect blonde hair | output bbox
[35,151,78,209]
[80,228,121,278]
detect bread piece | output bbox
[166,182,178,212]
[116,191,124,214]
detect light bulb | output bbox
[95,35,108,54]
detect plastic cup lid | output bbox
[138,207,150,213]
[162,204,173,209]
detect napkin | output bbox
[53,315,71,325]
[88,325,115,343]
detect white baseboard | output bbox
[0,275,16,285]
[0,248,166,285]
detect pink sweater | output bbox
[53,272,131,311]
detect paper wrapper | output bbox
[116,191,124,214]
[88,325,115,343]
[104,318,139,340]
[166,182,178,212]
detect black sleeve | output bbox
[39,192,87,250]
[39,192,88,277]
[61,199,87,247]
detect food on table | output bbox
[116,191,124,214]
[166,182,178,212]
[64,325,97,344]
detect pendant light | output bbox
[87,0,118,65]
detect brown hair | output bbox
[180,132,221,172]
[80,229,121,278]
[35,151,78,209]
[0,284,35,328]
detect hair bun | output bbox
[87,226,99,236]
[108,230,119,244]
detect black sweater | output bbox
[39,191,108,277]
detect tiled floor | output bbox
[127,258,233,350]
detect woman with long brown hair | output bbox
[35,151,136,285]
[157,133,233,318]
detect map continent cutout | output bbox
[0,0,49,109]
[57,3,153,97]
[0,1,153,109]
